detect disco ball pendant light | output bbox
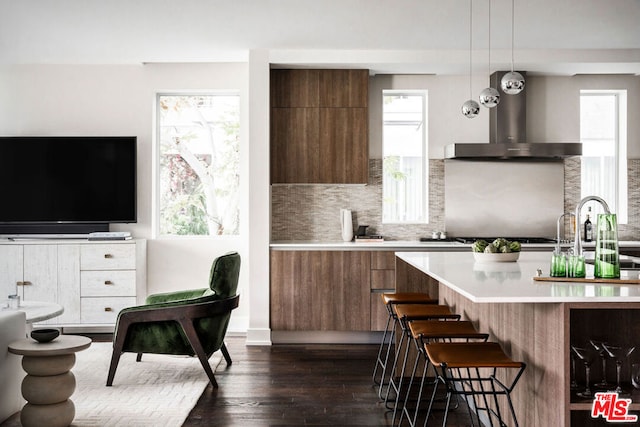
[479,0,500,108]
[462,0,479,118]
[501,0,525,95]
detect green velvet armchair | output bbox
[106,251,240,388]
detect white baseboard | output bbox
[245,328,272,345]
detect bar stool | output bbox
[383,304,460,414]
[424,342,526,427]
[373,293,438,388]
[398,320,489,427]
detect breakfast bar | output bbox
[395,251,640,427]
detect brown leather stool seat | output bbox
[397,321,489,426]
[424,342,526,427]
[373,293,437,390]
[383,304,460,417]
[382,292,438,306]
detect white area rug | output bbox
[71,341,221,427]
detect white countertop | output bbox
[271,240,640,251]
[396,251,640,303]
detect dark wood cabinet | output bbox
[319,69,368,107]
[318,108,368,183]
[270,250,371,331]
[270,69,319,108]
[270,108,320,183]
[270,69,369,184]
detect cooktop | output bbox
[453,237,557,244]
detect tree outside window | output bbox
[157,94,240,236]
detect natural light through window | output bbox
[156,94,240,237]
[580,90,627,223]
[382,91,428,223]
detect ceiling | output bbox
[1,0,639,76]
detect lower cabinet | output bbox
[270,250,371,331]
[0,239,146,329]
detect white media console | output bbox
[0,238,146,332]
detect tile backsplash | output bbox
[271,159,640,241]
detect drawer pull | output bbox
[104,280,114,285]
[104,254,113,259]
[22,281,32,286]
[17,281,24,286]
[104,307,113,312]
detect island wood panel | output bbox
[318,69,368,107]
[270,69,320,108]
[318,108,368,184]
[439,284,567,427]
[395,257,439,298]
[270,108,320,183]
[270,250,371,331]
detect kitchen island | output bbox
[396,251,640,427]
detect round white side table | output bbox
[8,335,91,427]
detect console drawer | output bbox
[81,244,136,270]
[80,297,136,324]
[81,270,136,297]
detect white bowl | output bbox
[473,252,520,263]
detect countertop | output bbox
[270,240,640,251]
[396,251,640,303]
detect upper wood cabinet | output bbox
[271,70,320,108]
[270,69,369,184]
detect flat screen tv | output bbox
[0,136,137,236]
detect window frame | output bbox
[153,91,241,239]
[579,89,628,224]
[381,89,429,224]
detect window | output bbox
[382,91,428,223]
[156,94,240,236]
[580,90,627,223]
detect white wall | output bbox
[0,63,253,332]
[527,75,640,158]
[369,73,640,159]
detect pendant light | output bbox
[479,0,499,108]
[501,0,525,94]
[462,0,480,118]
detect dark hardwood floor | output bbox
[183,336,473,427]
[2,334,473,426]
[183,336,392,426]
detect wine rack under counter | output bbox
[569,304,640,424]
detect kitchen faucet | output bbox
[573,196,611,256]
[556,212,576,252]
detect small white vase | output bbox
[340,209,354,242]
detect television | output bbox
[0,136,137,236]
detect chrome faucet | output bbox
[574,196,611,256]
[556,212,576,252]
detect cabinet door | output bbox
[0,245,23,298]
[270,69,319,108]
[319,108,368,183]
[319,69,368,107]
[22,245,58,304]
[57,244,81,324]
[270,251,370,331]
[270,108,320,183]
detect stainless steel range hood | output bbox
[445,71,582,160]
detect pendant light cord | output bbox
[488,0,491,76]
[469,0,473,98]
[510,0,515,72]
